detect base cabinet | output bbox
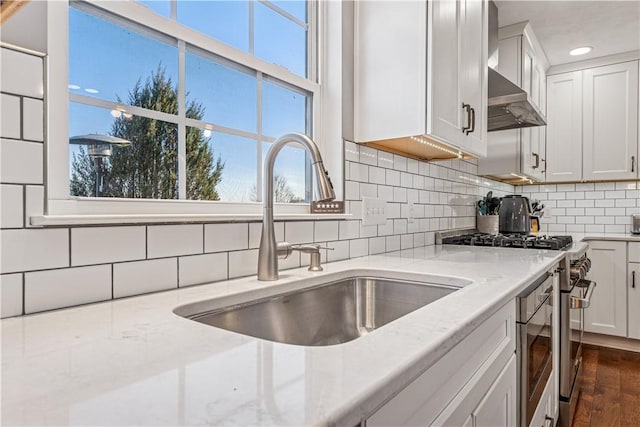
[366,301,516,427]
[628,262,640,340]
[585,241,628,337]
[433,355,517,427]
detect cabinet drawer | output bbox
[629,242,640,263]
[528,373,554,427]
[367,300,516,426]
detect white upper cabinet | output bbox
[352,0,488,159]
[477,23,549,182]
[545,71,583,182]
[582,61,639,181]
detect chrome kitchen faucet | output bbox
[257,133,335,281]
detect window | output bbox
[67,0,316,204]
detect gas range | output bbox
[439,232,573,251]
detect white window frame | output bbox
[44,0,344,223]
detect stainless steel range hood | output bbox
[487,1,546,132]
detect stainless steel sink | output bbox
[176,277,461,346]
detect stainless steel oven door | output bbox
[519,293,553,427]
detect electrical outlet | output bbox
[407,202,415,223]
[362,197,387,226]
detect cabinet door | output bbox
[471,355,517,427]
[583,61,639,181]
[428,0,464,147]
[629,263,640,340]
[545,71,583,182]
[457,0,488,157]
[585,241,627,337]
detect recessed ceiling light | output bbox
[569,46,592,56]
[85,88,99,94]
[68,84,80,90]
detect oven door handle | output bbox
[570,279,596,309]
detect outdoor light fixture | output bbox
[69,134,132,197]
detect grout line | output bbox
[21,272,25,315]
[111,264,114,299]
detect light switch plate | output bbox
[362,197,387,226]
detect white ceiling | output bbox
[495,1,640,66]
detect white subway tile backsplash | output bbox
[585,225,605,233]
[1,48,43,98]
[595,216,615,224]
[605,191,626,199]
[556,200,575,208]
[345,181,359,200]
[615,182,636,190]
[350,162,369,182]
[114,258,177,298]
[368,236,386,254]
[179,253,228,287]
[386,235,401,252]
[285,221,314,244]
[566,192,585,200]
[344,141,359,162]
[147,225,203,258]
[205,223,248,253]
[605,225,626,233]
[0,139,43,184]
[556,184,575,192]
[1,184,23,228]
[327,240,349,262]
[359,146,378,166]
[401,234,414,250]
[393,187,407,203]
[72,226,145,266]
[595,182,615,190]
[25,265,111,313]
[1,273,22,318]
[314,221,339,242]
[349,238,369,258]
[386,169,400,186]
[615,198,637,208]
[369,166,386,184]
[24,185,44,227]
[248,222,284,248]
[575,200,594,208]
[228,249,258,278]
[393,154,407,171]
[407,159,419,174]
[575,183,595,191]
[1,229,69,274]
[339,220,360,240]
[605,207,626,216]
[1,94,21,138]
[594,199,615,208]
[378,151,394,169]
[22,98,44,141]
[360,183,378,198]
[400,172,412,188]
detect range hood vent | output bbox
[487,68,547,131]
[486,0,546,132]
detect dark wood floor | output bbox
[572,344,640,427]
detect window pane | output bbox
[178,1,249,52]
[262,80,308,138]
[254,2,306,77]
[69,7,178,112]
[137,1,171,17]
[69,102,178,199]
[186,51,257,132]
[187,128,257,202]
[261,141,308,203]
[270,1,306,22]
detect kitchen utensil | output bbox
[477,200,488,215]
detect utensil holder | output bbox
[477,215,499,235]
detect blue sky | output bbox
[68,1,309,201]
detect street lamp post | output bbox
[69,134,132,197]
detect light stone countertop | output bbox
[1,245,567,426]
[572,233,640,243]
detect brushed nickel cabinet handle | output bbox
[462,103,471,133]
[532,153,540,169]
